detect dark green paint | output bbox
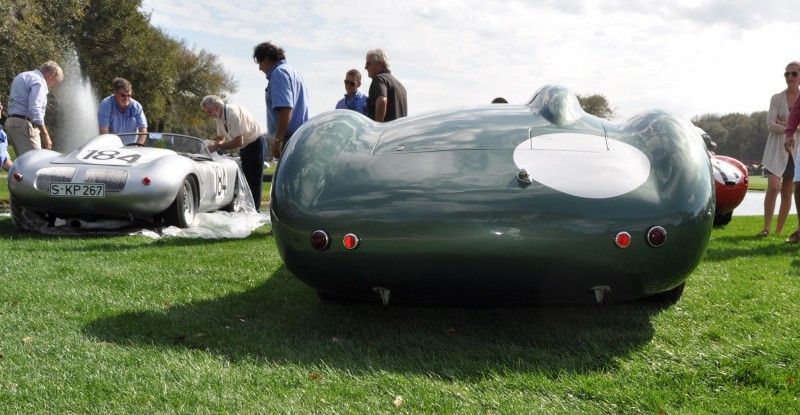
[270,86,714,305]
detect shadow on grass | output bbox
[83,264,670,377]
[703,232,800,262]
[0,218,668,376]
[0,220,664,379]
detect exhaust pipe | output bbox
[68,219,132,230]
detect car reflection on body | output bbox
[270,85,715,306]
[7,132,253,231]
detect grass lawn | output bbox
[0,201,798,413]
[748,174,767,191]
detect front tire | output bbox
[713,211,733,227]
[163,177,197,228]
[9,194,49,230]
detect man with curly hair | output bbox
[253,41,309,159]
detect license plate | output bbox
[49,183,106,197]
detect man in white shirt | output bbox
[201,95,267,211]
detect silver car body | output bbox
[7,133,248,230]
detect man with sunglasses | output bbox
[98,77,148,146]
[335,69,368,116]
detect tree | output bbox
[0,0,70,100]
[693,111,768,162]
[577,93,616,120]
[75,0,180,123]
[0,0,237,137]
[163,43,239,136]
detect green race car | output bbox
[270,85,714,306]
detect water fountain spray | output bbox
[52,50,100,153]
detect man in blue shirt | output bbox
[98,78,148,146]
[252,41,309,159]
[335,69,368,116]
[6,61,63,155]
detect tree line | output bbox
[577,93,769,165]
[0,0,236,138]
[692,112,768,164]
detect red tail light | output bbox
[142,177,152,186]
[12,172,23,182]
[343,233,360,250]
[615,232,632,248]
[647,226,667,247]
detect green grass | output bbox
[0,210,799,413]
[748,174,767,191]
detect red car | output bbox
[698,129,749,226]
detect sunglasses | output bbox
[344,80,356,87]
[785,71,799,78]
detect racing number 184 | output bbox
[82,149,141,164]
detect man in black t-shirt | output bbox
[364,48,407,122]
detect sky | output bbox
[140,0,797,130]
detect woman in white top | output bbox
[759,61,800,237]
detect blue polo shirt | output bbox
[335,91,368,115]
[98,95,147,135]
[265,60,309,138]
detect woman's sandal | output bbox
[756,229,770,238]
[785,230,800,244]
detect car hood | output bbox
[48,134,182,167]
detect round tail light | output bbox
[142,177,152,186]
[615,231,632,248]
[343,233,360,250]
[12,172,23,182]
[647,226,667,248]
[310,230,330,251]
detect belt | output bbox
[9,114,32,122]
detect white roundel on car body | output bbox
[513,133,650,199]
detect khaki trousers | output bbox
[5,117,41,156]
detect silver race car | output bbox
[7,133,252,230]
